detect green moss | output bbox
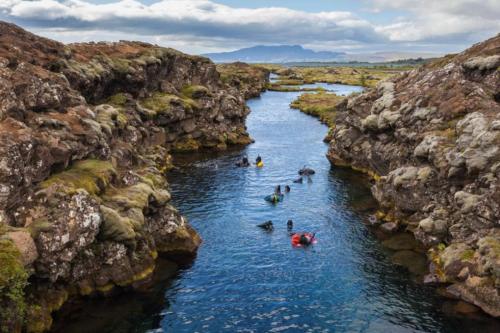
[25,304,52,333]
[111,58,132,74]
[99,172,170,247]
[99,205,137,248]
[290,91,344,127]
[40,159,116,195]
[171,138,200,153]
[0,223,8,237]
[139,171,165,189]
[181,85,210,99]
[26,220,52,239]
[141,92,198,114]
[95,105,128,132]
[461,249,475,261]
[103,183,154,209]
[274,79,304,86]
[266,84,324,92]
[273,66,399,88]
[0,239,28,333]
[106,93,128,106]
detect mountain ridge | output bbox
[203,44,346,63]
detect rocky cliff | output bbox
[327,34,500,316]
[0,22,268,332]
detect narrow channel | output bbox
[51,84,499,333]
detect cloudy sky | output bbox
[0,0,499,55]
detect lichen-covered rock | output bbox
[0,21,268,332]
[327,33,500,316]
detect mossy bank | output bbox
[327,34,500,316]
[0,21,268,332]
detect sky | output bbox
[0,0,499,55]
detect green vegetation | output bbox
[171,138,200,153]
[284,66,397,88]
[99,168,170,248]
[461,249,475,261]
[106,93,128,106]
[216,63,268,93]
[266,84,324,92]
[181,85,210,99]
[264,64,406,93]
[282,58,433,69]
[0,239,28,333]
[141,92,198,114]
[41,159,116,195]
[274,79,304,86]
[95,104,128,133]
[290,91,344,127]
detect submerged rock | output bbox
[382,233,418,250]
[391,250,428,276]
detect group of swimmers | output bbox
[265,184,291,203]
[239,154,316,247]
[236,155,263,168]
[257,219,316,247]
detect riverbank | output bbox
[0,22,268,332]
[50,81,499,332]
[327,34,500,317]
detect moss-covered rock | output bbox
[95,104,128,134]
[171,138,200,153]
[106,93,128,106]
[181,85,210,99]
[40,160,116,195]
[99,205,137,248]
[140,92,198,114]
[0,239,28,333]
[290,91,344,127]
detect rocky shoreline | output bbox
[0,22,268,332]
[327,34,500,317]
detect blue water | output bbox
[51,84,500,333]
[158,85,499,332]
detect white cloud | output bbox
[369,0,500,42]
[0,0,384,49]
[1,1,380,42]
[0,0,498,53]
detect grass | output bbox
[290,91,345,127]
[266,83,325,92]
[216,63,269,91]
[264,65,406,92]
[282,66,399,88]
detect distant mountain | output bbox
[203,45,346,63]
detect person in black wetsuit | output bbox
[275,185,282,195]
[285,185,291,193]
[299,233,315,246]
[287,219,293,232]
[257,220,274,231]
[236,156,250,167]
[256,155,262,164]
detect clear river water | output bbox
[51,83,500,333]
